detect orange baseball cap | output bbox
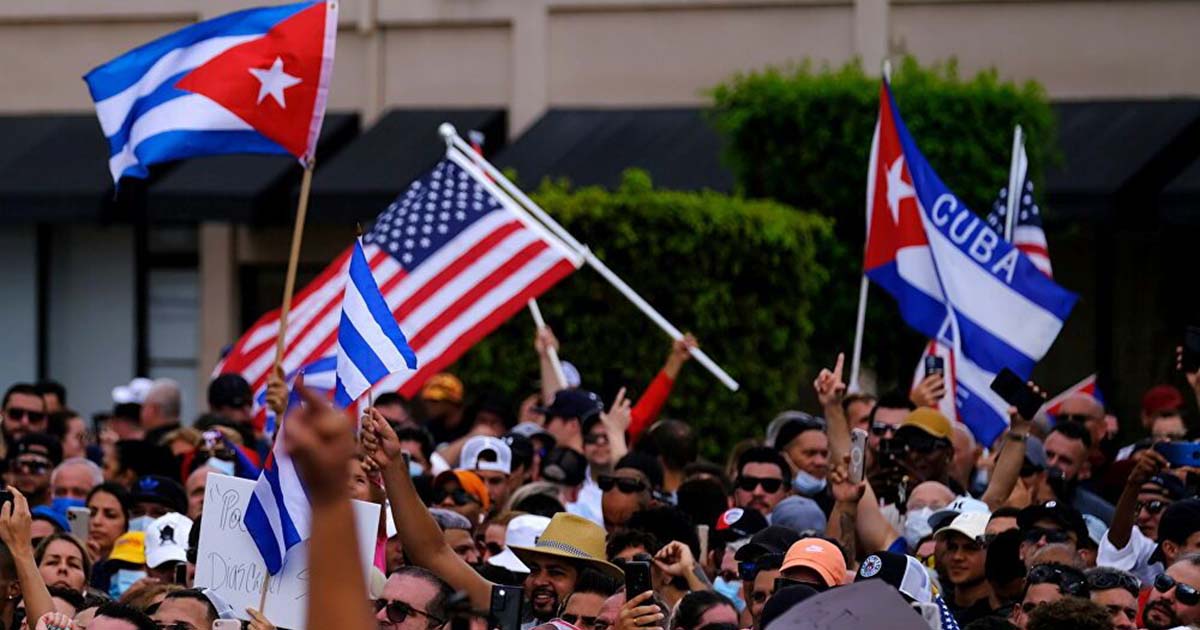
[419,373,464,404]
[434,469,491,513]
[781,537,847,588]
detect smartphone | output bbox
[1183,326,1200,372]
[990,368,1043,421]
[849,428,868,485]
[67,506,90,540]
[923,356,945,378]
[488,584,523,630]
[624,560,653,599]
[1155,442,1200,468]
[173,562,189,586]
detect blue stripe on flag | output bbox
[338,311,390,385]
[104,72,193,152]
[243,494,284,574]
[954,312,1036,377]
[866,262,946,340]
[264,461,303,549]
[83,2,314,101]
[347,247,418,370]
[956,380,1010,449]
[116,129,287,179]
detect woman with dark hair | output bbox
[35,534,92,592]
[671,590,738,630]
[85,484,130,561]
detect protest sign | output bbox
[193,473,380,630]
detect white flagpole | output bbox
[439,124,740,392]
[527,298,568,388]
[1003,125,1024,242]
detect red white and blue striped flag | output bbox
[243,396,310,574]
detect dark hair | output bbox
[1084,567,1140,598]
[395,426,436,462]
[2,383,41,410]
[871,391,915,417]
[961,618,1017,630]
[375,392,406,409]
[683,462,730,493]
[94,602,158,630]
[990,507,1022,522]
[46,411,77,441]
[573,567,620,598]
[87,482,132,529]
[1026,597,1111,630]
[162,590,219,627]
[0,540,15,581]
[114,440,177,479]
[842,393,876,413]
[641,420,699,471]
[626,506,701,560]
[606,529,660,561]
[676,477,730,529]
[1049,421,1092,450]
[985,529,1026,587]
[615,452,665,489]
[36,381,67,405]
[1024,562,1088,598]
[35,533,93,581]
[672,590,735,630]
[736,446,790,480]
[48,585,86,612]
[392,566,453,624]
[511,493,563,518]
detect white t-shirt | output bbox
[1098,524,1162,587]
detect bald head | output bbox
[907,481,955,511]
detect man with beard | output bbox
[731,447,790,518]
[1101,448,1195,585]
[1039,422,1114,523]
[1143,554,1200,630]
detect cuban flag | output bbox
[864,80,1078,446]
[334,239,419,408]
[83,1,337,182]
[257,356,336,439]
[244,389,311,575]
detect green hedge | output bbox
[450,170,835,456]
[709,57,1057,385]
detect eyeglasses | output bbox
[12,459,50,474]
[432,487,478,507]
[738,553,783,581]
[561,614,597,628]
[1022,527,1072,545]
[1027,564,1088,597]
[598,475,646,494]
[870,422,898,437]
[4,408,46,423]
[1137,500,1169,515]
[736,476,784,493]
[1087,570,1140,596]
[583,433,610,446]
[374,599,445,626]
[1155,574,1200,606]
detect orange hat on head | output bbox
[781,537,847,588]
[435,469,491,512]
[420,373,464,404]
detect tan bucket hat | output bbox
[507,513,624,581]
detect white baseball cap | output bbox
[144,512,193,569]
[112,378,154,404]
[487,514,550,574]
[933,511,990,543]
[461,436,512,474]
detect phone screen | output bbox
[990,368,1043,421]
[624,560,652,600]
[923,356,945,378]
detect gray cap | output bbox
[770,495,827,534]
[1025,435,1047,469]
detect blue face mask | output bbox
[110,569,146,599]
[205,457,236,477]
[792,470,828,496]
[128,515,154,533]
[408,460,426,478]
[713,576,746,612]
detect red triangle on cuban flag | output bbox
[865,82,929,272]
[176,2,331,159]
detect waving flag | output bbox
[985,138,1052,277]
[258,357,335,439]
[84,1,337,182]
[217,150,582,429]
[244,397,310,575]
[334,240,418,407]
[865,80,1077,445]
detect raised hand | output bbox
[265,365,288,417]
[651,541,696,578]
[813,352,847,408]
[1127,448,1168,489]
[284,384,356,506]
[829,455,865,505]
[0,487,33,552]
[910,373,945,409]
[247,608,277,630]
[360,406,404,471]
[601,387,632,433]
[616,591,664,630]
[34,612,73,630]
[534,326,559,357]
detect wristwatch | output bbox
[1006,431,1029,443]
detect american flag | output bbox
[217,148,581,426]
[985,179,1052,277]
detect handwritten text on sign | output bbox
[193,474,380,630]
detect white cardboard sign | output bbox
[193,473,381,630]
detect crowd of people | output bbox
[2,329,1200,630]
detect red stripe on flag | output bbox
[393,220,524,321]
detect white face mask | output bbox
[904,506,936,549]
[205,457,235,476]
[793,470,828,496]
[128,515,155,533]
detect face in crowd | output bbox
[1143,560,1200,630]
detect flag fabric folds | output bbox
[334,240,419,408]
[243,400,310,575]
[217,150,582,431]
[985,140,1053,277]
[83,1,337,182]
[258,357,335,439]
[865,80,1078,445]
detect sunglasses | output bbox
[870,422,897,437]
[1156,574,1200,606]
[432,487,478,507]
[1137,500,1169,515]
[598,475,646,494]
[736,476,784,493]
[583,433,610,446]
[561,614,597,628]
[12,459,50,474]
[374,599,445,626]
[1022,527,1072,545]
[4,408,46,423]
[1027,564,1087,597]
[1087,571,1141,596]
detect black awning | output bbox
[1160,158,1200,225]
[145,113,359,223]
[493,108,734,193]
[1045,100,1200,220]
[0,115,146,223]
[308,109,507,223]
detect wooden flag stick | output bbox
[274,161,317,371]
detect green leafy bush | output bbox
[451,170,835,456]
[709,57,1056,384]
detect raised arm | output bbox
[286,385,375,630]
[628,335,695,442]
[361,408,493,610]
[0,488,53,625]
[814,353,849,461]
[1106,449,1166,550]
[980,409,1032,510]
[536,326,566,405]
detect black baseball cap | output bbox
[712,508,769,546]
[132,475,187,514]
[1144,474,1187,501]
[1157,498,1200,545]
[1017,500,1089,542]
[534,389,603,422]
[208,374,252,409]
[734,525,801,561]
[539,447,587,486]
[14,433,63,466]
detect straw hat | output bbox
[508,513,623,581]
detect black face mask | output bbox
[1046,467,1076,500]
